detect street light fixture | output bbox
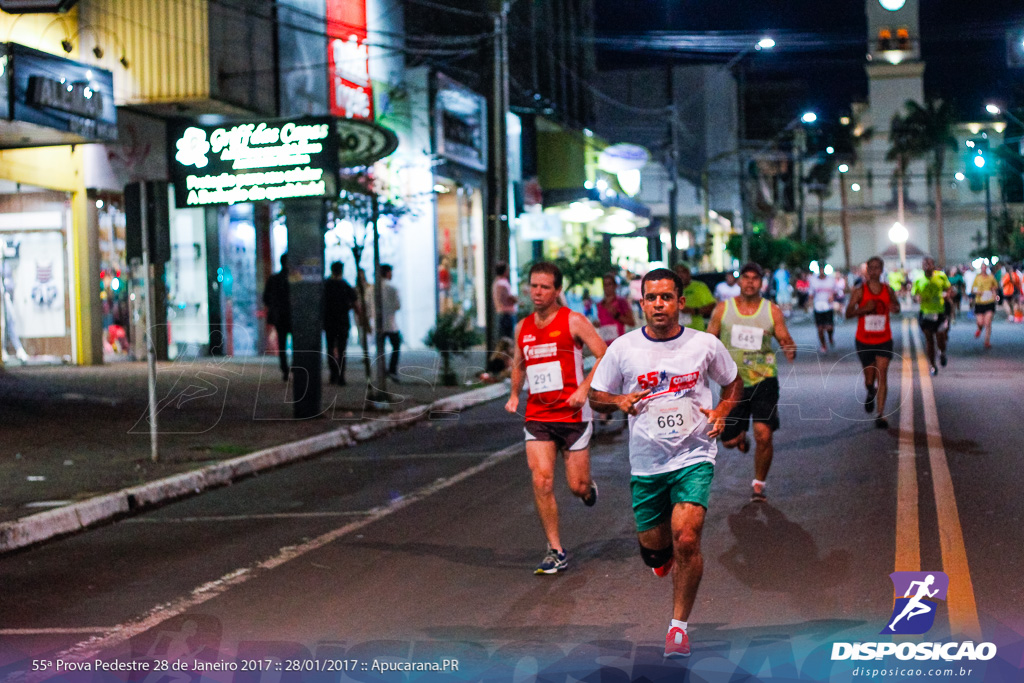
[889,221,909,271]
[801,111,817,124]
[724,35,776,264]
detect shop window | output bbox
[0,186,73,365]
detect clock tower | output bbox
[866,0,924,137]
[860,0,928,259]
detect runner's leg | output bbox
[752,421,774,482]
[563,446,594,499]
[669,503,705,621]
[526,440,562,551]
[874,355,892,419]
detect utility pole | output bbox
[667,66,679,267]
[795,126,807,242]
[985,172,993,256]
[736,62,749,264]
[487,0,510,350]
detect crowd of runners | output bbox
[501,252,1007,659]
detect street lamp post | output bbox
[986,103,1024,198]
[725,36,775,265]
[889,221,909,272]
[796,111,816,242]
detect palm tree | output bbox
[886,112,917,229]
[901,99,959,268]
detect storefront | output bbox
[431,73,488,327]
[0,41,118,366]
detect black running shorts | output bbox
[720,377,780,442]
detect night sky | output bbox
[594,0,1024,132]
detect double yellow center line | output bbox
[894,318,981,640]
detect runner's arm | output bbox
[589,388,651,415]
[705,301,727,337]
[886,285,902,314]
[568,311,608,409]
[770,303,797,361]
[844,285,864,319]
[700,374,744,439]
[504,320,526,414]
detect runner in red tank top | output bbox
[846,256,902,429]
[506,262,608,574]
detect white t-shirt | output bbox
[715,281,742,301]
[810,275,836,312]
[590,327,738,476]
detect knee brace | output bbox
[640,543,673,568]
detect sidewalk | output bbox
[0,348,504,532]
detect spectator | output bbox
[263,253,292,382]
[491,262,518,340]
[323,261,359,386]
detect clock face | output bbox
[879,0,906,10]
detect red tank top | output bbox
[856,282,893,344]
[518,307,590,422]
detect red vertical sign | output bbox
[327,0,373,120]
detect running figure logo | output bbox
[881,571,949,635]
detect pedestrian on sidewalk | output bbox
[324,261,359,386]
[263,253,292,382]
[492,262,519,341]
[505,262,606,575]
[846,256,901,429]
[707,262,797,502]
[369,264,402,382]
[589,267,742,659]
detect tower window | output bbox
[896,28,911,51]
[877,29,893,52]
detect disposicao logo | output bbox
[882,571,948,635]
[831,571,997,662]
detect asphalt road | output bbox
[1,313,1022,683]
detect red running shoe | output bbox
[665,626,691,658]
[652,556,674,578]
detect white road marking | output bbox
[0,628,112,635]
[895,318,920,573]
[124,511,372,523]
[910,323,981,639]
[23,443,522,679]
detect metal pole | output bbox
[139,183,160,463]
[488,1,510,350]
[371,193,387,393]
[736,61,749,264]
[985,173,993,256]
[796,126,807,243]
[667,65,678,267]
[840,174,851,272]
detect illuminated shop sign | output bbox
[434,73,486,171]
[327,0,373,120]
[168,117,339,208]
[1,42,117,147]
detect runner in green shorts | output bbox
[590,268,742,659]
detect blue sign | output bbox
[1,42,116,147]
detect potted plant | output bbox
[424,307,483,386]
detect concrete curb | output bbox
[0,382,509,554]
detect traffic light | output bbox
[966,137,990,192]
